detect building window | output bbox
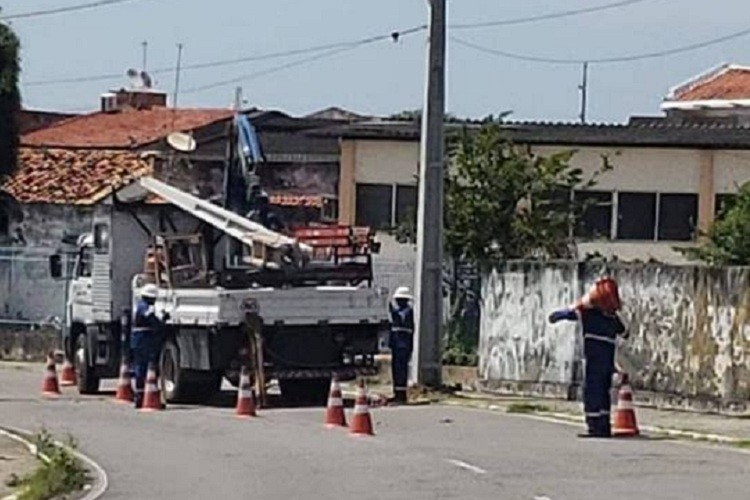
[617,192,656,240]
[658,193,697,241]
[574,191,612,239]
[395,185,417,225]
[715,193,737,216]
[356,183,393,229]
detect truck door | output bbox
[69,245,94,324]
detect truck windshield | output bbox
[77,246,93,278]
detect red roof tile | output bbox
[3,148,152,205]
[672,66,750,101]
[21,107,233,149]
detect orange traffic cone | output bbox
[235,366,257,418]
[59,359,76,387]
[613,373,640,437]
[140,363,163,412]
[115,360,134,403]
[349,379,374,436]
[41,352,61,396]
[325,374,347,428]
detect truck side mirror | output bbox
[49,254,63,279]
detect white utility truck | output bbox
[50,176,389,405]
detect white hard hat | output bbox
[393,286,413,300]
[140,284,159,299]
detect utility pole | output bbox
[412,0,446,388]
[172,43,184,110]
[579,61,589,124]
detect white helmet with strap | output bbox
[392,286,413,301]
[140,283,159,299]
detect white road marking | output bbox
[534,496,552,500]
[446,458,487,475]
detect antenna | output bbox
[172,43,184,128]
[141,41,148,72]
[579,61,589,124]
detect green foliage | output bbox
[445,123,609,262]
[7,429,89,500]
[681,182,750,266]
[0,21,21,179]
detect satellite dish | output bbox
[167,132,197,153]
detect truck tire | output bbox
[160,340,221,404]
[279,379,329,406]
[75,334,100,395]
[160,339,190,404]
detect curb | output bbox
[439,398,747,447]
[0,426,108,500]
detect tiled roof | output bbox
[668,64,750,101]
[3,148,152,205]
[21,107,234,149]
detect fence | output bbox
[479,261,750,406]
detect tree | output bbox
[445,123,609,263]
[681,182,750,266]
[0,21,20,179]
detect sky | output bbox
[5,0,750,123]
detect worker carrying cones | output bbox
[549,276,630,438]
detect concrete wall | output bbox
[479,262,750,408]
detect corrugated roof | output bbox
[3,148,152,205]
[21,107,234,149]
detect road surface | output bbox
[1,363,748,500]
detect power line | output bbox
[23,25,428,87]
[450,0,655,30]
[182,27,427,95]
[451,26,750,65]
[2,0,143,20]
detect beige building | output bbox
[334,118,750,264]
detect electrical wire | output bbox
[451,26,750,65]
[450,0,655,30]
[182,24,428,94]
[24,24,427,87]
[2,0,143,20]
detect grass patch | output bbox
[734,440,750,449]
[4,429,89,500]
[506,403,551,414]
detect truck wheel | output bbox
[279,379,329,406]
[160,339,190,404]
[75,334,100,395]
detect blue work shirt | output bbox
[389,302,414,353]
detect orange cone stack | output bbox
[41,352,61,396]
[325,374,347,428]
[140,363,163,412]
[349,379,374,436]
[59,359,76,387]
[235,366,257,418]
[613,373,640,437]
[115,360,134,403]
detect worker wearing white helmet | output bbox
[130,283,169,409]
[389,286,414,404]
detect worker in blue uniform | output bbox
[389,286,414,405]
[131,284,169,409]
[548,277,627,438]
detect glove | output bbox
[548,313,559,324]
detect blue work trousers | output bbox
[583,355,614,436]
[391,347,411,403]
[130,330,163,407]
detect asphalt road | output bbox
[1,363,748,500]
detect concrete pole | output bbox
[412,0,446,388]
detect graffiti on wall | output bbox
[480,262,750,402]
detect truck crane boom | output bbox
[137,176,311,270]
